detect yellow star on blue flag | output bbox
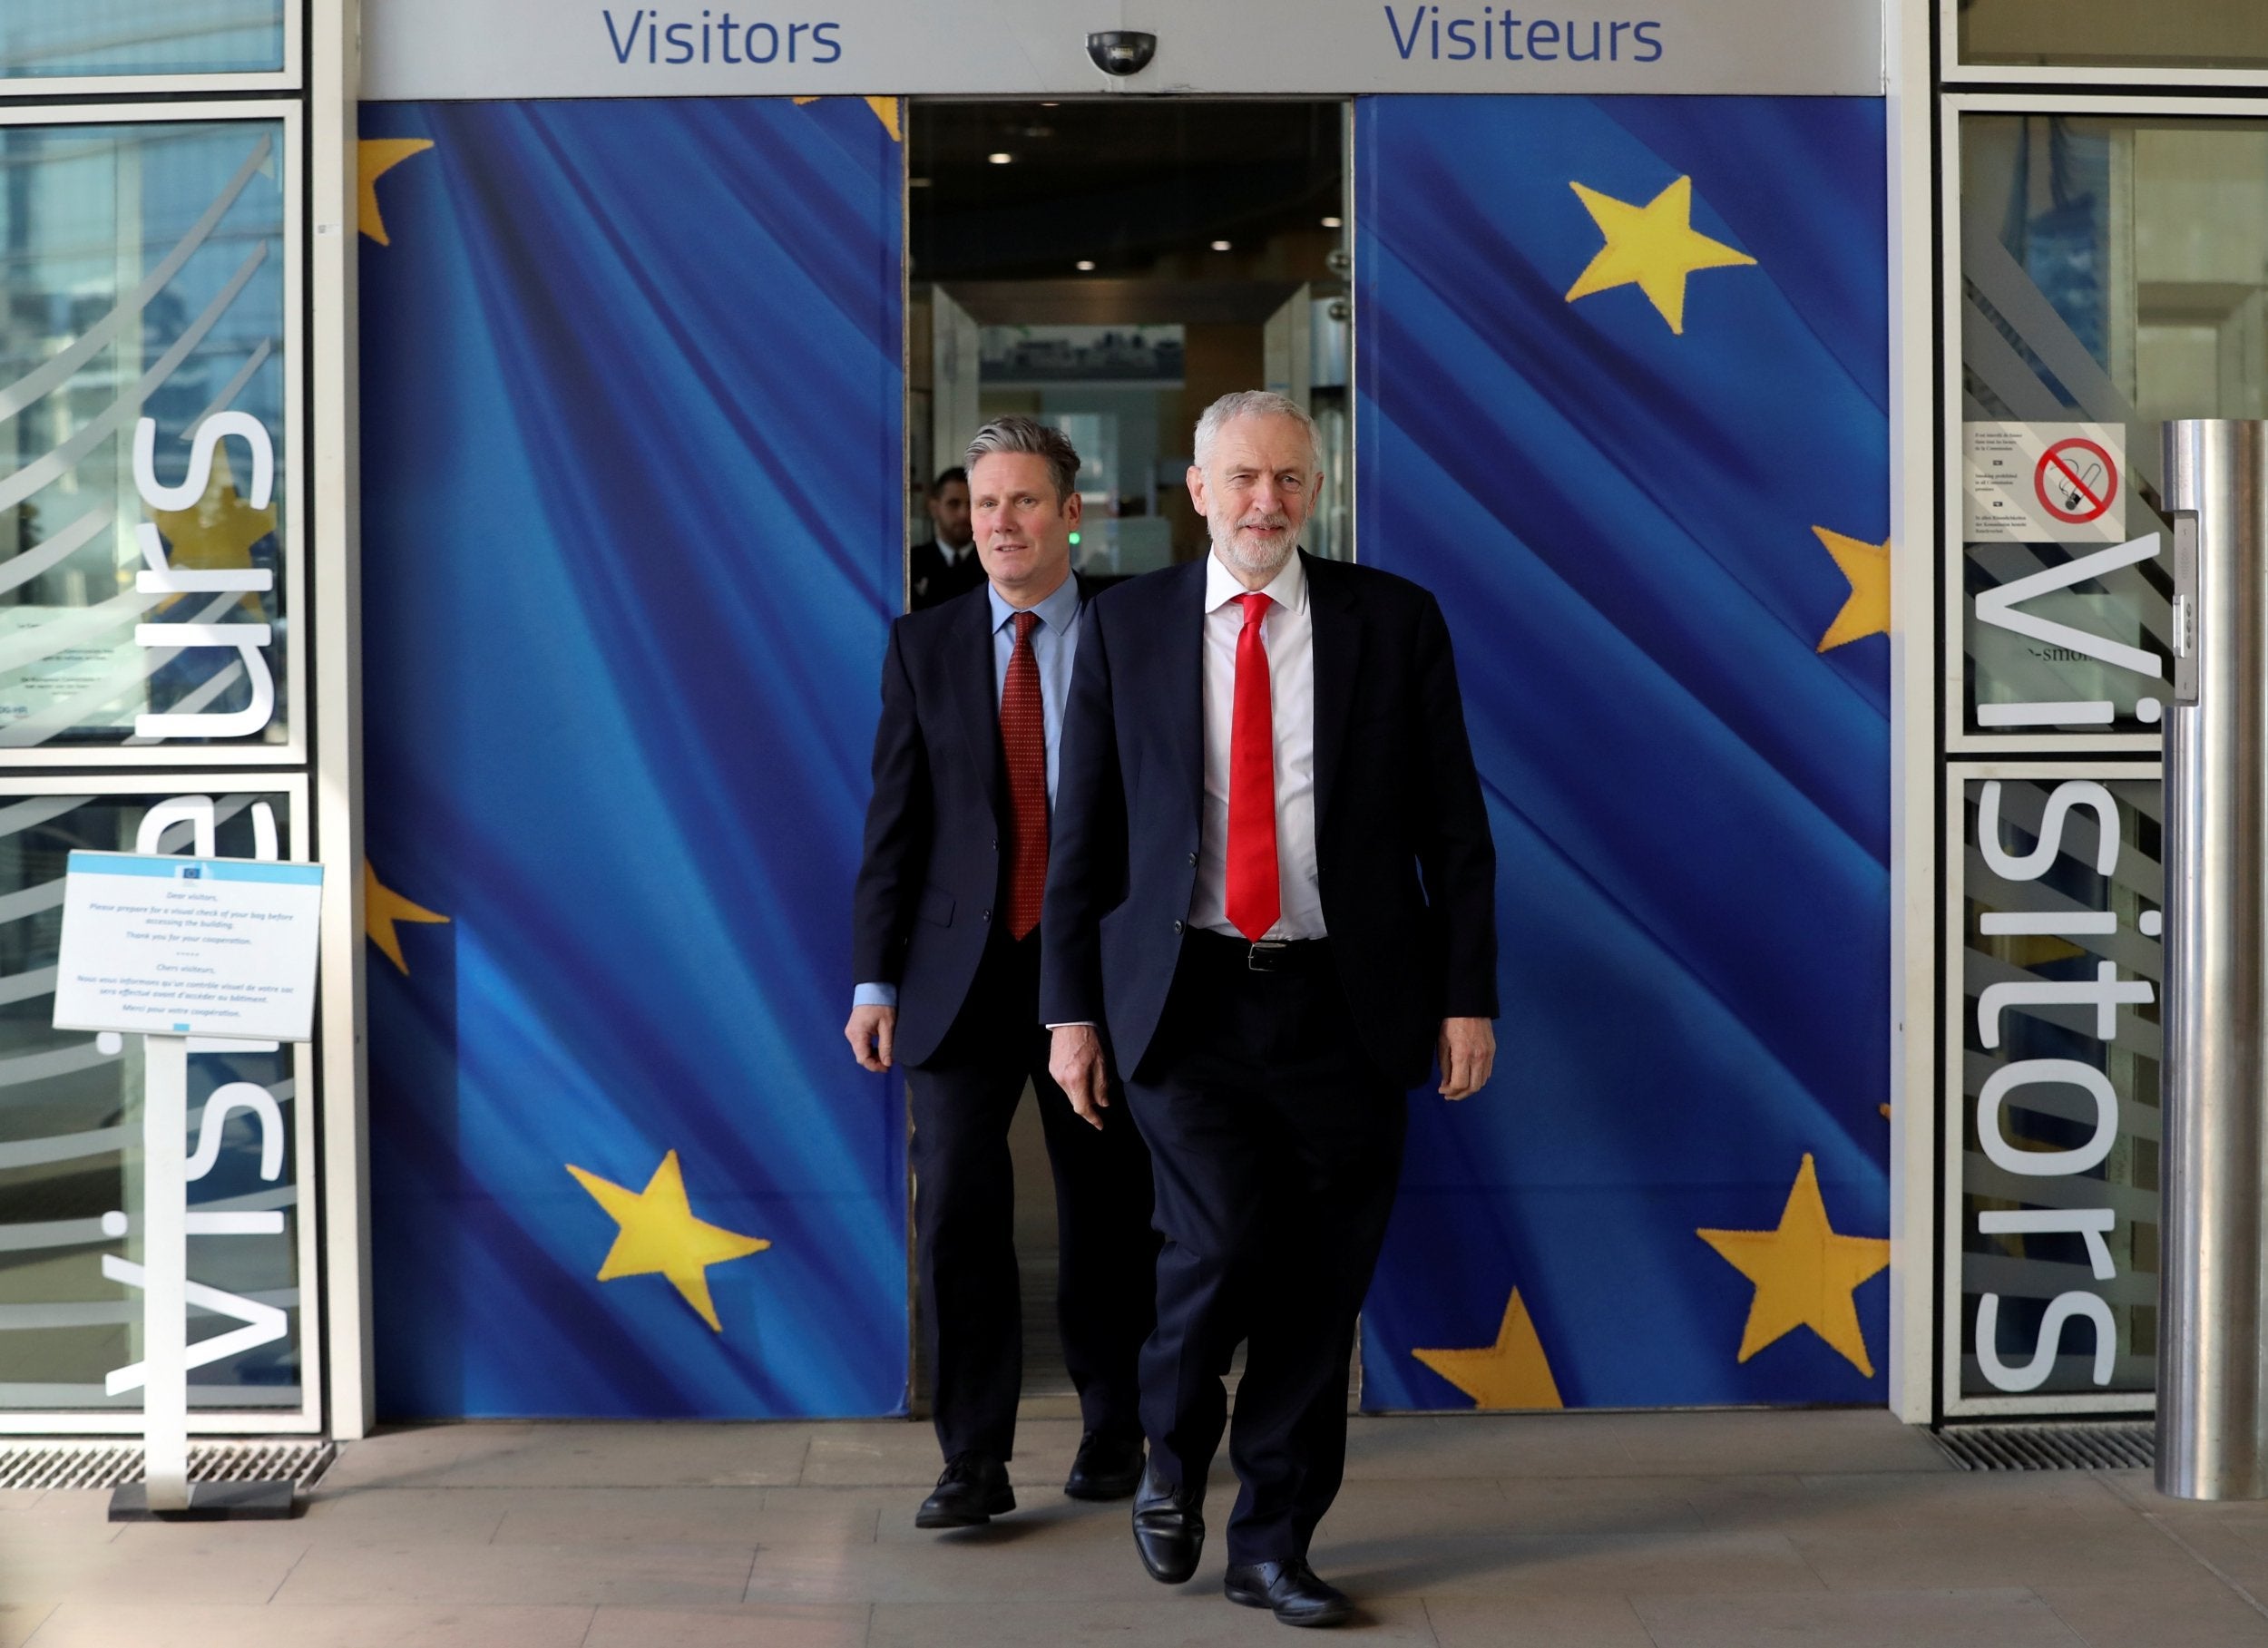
[1566,175,1756,335]
[567,1149,769,1332]
[1412,1288,1566,1409]
[364,861,449,976]
[358,138,433,246]
[1813,526,1891,652]
[1696,1155,1889,1377]
[792,96,902,141]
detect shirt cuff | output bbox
[1044,1021,1098,1030]
[852,982,898,1009]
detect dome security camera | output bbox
[1087,31,1158,75]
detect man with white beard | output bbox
[1041,390,1500,1627]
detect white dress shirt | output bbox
[1189,550,1327,941]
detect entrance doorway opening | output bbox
[904,97,1350,1402]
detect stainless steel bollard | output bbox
[2159,419,2268,1500]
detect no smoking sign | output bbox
[1965,421,2127,544]
[2036,436,2117,525]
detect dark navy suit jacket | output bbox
[851,577,1091,1068]
[1040,551,1498,1088]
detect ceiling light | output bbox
[1321,215,1343,229]
[1210,239,1232,251]
[1040,101,1059,107]
[988,151,1012,165]
[1075,259,1097,271]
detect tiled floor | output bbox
[5,1409,2268,1645]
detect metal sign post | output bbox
[137,1034,192,1513]
[48,851,324,1522]
[2158,419,2268,1500]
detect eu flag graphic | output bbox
[356,91,1887,1419]
[1354,96,1893,1408]
[357,98,907,1418]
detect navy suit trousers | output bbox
[1127,931,1407,1565]
[909,928,1158,1462]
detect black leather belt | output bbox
[1188,929,1330,974]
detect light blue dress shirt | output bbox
[855,574,1084,1010]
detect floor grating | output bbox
[1933,1420,2154,1471]
[0,1438,335,1491]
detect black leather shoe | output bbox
[914,1454,1014,1529]
[1064,1431,1146,1500]
[1130,1459,1204,1583]
[1224,1560,1354,1628]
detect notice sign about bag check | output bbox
[1964,421,2127,546]
[51,852,324,1043]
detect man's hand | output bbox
[1049,1023,1110,1129]
[846,1004,896,1073]
[1437,1016,1496,1100]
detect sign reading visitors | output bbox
[1965,422,2127,545]
[1959,775,2158,1401]
[52,852,324,1043]
[361,0,1880,99]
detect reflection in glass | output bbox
[0,794,300,1412]
[1960,0,2268,72]
[1953,116,2268,734]
[1960,778,2160,1399]
[0,122,288,747]
[0,2,285,80]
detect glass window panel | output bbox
[0,2,285,80]
[0,121,288,749]
[1953,115,2268,736]
[0,793,302,1414]
[1960,0,2268,73]
[1959,776,2160,1400]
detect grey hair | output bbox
[1192,390,1320,473]
[965,415,1082,504]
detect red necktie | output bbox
[1001,610,1048,939]
[1225,591,1280,942]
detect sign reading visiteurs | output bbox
[0,794,311,1419]
[0,120,289,755]
[361,0,1882,98]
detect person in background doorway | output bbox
[908,466,982,609]
[1042,390,1498,1627]
[848,417,1160,1531]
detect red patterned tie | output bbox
[1001,610,1049,939]
[1225,591,1280,942]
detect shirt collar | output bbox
[989,569,1081,635]
[1205,547,1305,617]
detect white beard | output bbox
[1212,517,1297,580]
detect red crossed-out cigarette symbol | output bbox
[2035,437,2117,525]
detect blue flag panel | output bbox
[357,90,1888,1419]
[358,98,906,1418]
[1354,96,1893,1409]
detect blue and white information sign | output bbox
[53,852,325,1043]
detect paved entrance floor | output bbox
[7,1409,2268,1645]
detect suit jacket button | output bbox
[1172,920,1184,934]
[1188,852,1198,866]
[982,909,992,922]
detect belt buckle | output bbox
[1246,940,1289,973]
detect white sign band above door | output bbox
[361,0,1883,100]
